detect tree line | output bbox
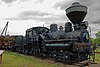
[90,31,100,46]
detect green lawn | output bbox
[0,50,100,67]
[0,52,58,67]
[95,54,100,63]
[96,47,100,52]
[95,46,100,63]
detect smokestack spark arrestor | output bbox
[65,2,87,25]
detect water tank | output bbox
[50,24,58,32]
[65,2,87,25]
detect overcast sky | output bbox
[0,0,100,38]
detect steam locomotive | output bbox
[12,2,94,62]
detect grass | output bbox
[0,51,58,67]
[95,46,100,63]
[95,54,100,63]
[0,47,100,67]
[96,46,100,52]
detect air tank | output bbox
[65,2,87,25]
[50,24,58,32]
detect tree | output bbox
[90,38,95,44]
[95,31,100,38]
[95,31,100,46]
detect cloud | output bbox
[3,10,67,28]
[89,24,100,36]
[35,0,44,3]
[1,0,32,4]
[20,0,31,2]
[20,11,51,17]
[4,10,67,21]
[78,0,93,7]
[1,0,17,3]
[54,0,73,10]
[54,0,93,10]
[91,19,100,24]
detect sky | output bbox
[0,0,100,38]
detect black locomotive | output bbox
[12,2,95,62]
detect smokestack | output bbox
[65,2,87,25]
